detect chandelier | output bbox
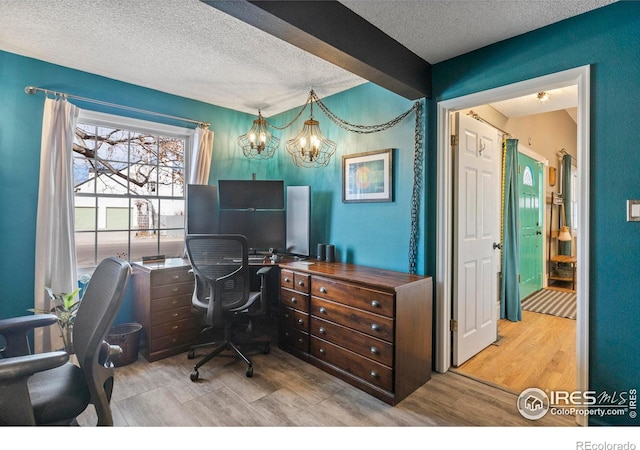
[237,110,280,159]
[285,93,336,168]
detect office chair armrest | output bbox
[0,350,69,381]
[0,350,69,426]
[0,314,59,358]
[256,266,272,277]
[254,266,273,316]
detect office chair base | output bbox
[188,340,269,381]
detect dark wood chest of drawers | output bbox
[278,260,432,405]
[132,259,199,362]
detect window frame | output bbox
[74,110,193,270]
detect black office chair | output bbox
[185,234,272,381]
[0,256,131,426]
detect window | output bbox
[73,111,191,268]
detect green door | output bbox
[517,152,543,300]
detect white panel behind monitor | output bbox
[286,186,310,256]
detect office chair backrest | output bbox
[185,234,251,314]
[73,256,130,423]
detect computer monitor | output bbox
[286,186,310,256]
[186,184,218,234]
[218,180,284,209]
[218,210,286,254]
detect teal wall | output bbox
[431,1,640,425]
[210,82,425,275]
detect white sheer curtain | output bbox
[33,98,80,352]
[183,126,214,256]
[188,126,214,185]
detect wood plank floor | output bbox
[77,342,576,427]
[453,309,576,394]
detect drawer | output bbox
[152,293,192,312]
[151,281,194,299]
[150,268,193,286]
[280,327,309,352]
[150,329,197,353]
[311,336,393,392]
[311,316,393,367]
[151,317,198,339]
[151,305,196,325]
[279,288,309,312]
[311,276,394,317]
[280,306,309,332]
[280,270,310,294]
[311,297,393,342]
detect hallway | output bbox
[453,306,576,395]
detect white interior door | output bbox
[452,112,501,366]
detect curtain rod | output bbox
[24,86,210,129]
[467,110,512,138]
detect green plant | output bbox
[29,287,81,352]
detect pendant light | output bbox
[285,91,336,168]
[237,110,279,160]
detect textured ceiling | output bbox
[0,0,615,117]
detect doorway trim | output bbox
[434,66,590,423]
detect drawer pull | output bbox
[290,297,297,304]
[319,307,327,314]
[172,325,179,330]
[172,287,179,292]
[297,319,304,325]
[370,370,379,379]
[172,300,178,305]
[173,275,180,279]
[318,327,326,334]
[370,346,379,355]
[371,300,381,308]
[284,277,290,283]
[297,338,303,343]
[283,313,290,319]
[319,348,325,354]
[371,323,381,332]
[172,313,179,317]
[297,280,305,286]
[319,287,328,294]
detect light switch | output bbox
[627,200,640,221]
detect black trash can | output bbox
[107,322,142,367]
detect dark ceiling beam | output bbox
[202,0,431,100]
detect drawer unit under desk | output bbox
[132,261,198,362]
[310,316,393,367]
[310,275,394,317]
[310,297,394,342]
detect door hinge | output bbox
[450,319,458,332]
[518,274,521,283]
[451,134,459,146]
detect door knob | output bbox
[493,242,502,250]
[536,230,542,235]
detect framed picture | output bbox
[342,148,393,203]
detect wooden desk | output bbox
[277,260,433,406]
[549,255,577,290]
[132,257,434,406]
